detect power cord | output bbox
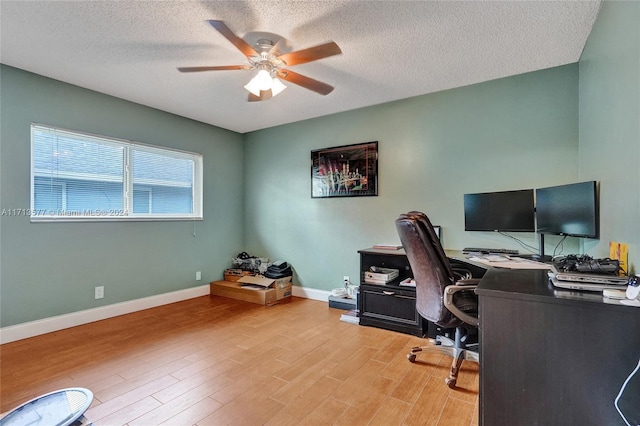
[552,235,567,257]
[615,357,640,426]
[498,232,538,254]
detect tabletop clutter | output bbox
[212,252,294,305]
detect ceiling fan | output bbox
[178,20,342,102]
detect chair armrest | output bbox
[444,284,479,327]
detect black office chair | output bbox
[395,211,481,389]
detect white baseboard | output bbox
[0,284,333,344]
[292,285,331,301]
[0,285,210,344]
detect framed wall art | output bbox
[311,141,378,198]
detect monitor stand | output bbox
[515,235,553,262]
[534,234,553,262]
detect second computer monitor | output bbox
[535,181,598,239]
[464,189,536,232]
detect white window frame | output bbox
[30,124,203,222]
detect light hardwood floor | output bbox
[0,295,479,425]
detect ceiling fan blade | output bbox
[269,39,283,56]
[276,70,334,95]
[248,90,273,102]
[208,20,258,58]
[177,65,251,72]
[277,41,341,66]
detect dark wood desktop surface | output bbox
[477,267,610,305]
[476,268,640,425]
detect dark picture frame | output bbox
[311,141,378,198]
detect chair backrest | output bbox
[395,212,462,328]
[407,211,454,276]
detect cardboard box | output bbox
[273,277,293,300]
[238,275,292,300]
[210,280,277,305]
[210,276,292,306]
[223,269,254,282]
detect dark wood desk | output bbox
[477,268,640,425]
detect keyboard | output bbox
[462,247,519,255]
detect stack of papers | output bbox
[364,267,399,284]
[372,244,403,250]
[468,255,551,270]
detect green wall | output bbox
[243,65,580,291]
[0,65,245,326]
[2,0,637,327]
[578,0,639,272]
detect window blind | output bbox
[31,124,203,221]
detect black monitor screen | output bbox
[535,181,598,238]
[464,189,535,232]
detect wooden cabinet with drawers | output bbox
[357,247,426,337]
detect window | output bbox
[31,124,203,221]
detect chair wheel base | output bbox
[407,354,417,363]
[445,377,457,389]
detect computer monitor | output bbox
[535,181,598,239]
[534,181,598,261]
[464,189,535,232]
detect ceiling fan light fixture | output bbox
[255,69,273,91]
[244,69,286,98]
[244,69,271,96]
[243,79,262,97]
[270,77,287,96]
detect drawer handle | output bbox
[382,291,395,296]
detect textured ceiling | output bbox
[0,1,601,134]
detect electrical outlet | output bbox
[196,271,202,281]
[94,286,104,299]
[343,276,350,286]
